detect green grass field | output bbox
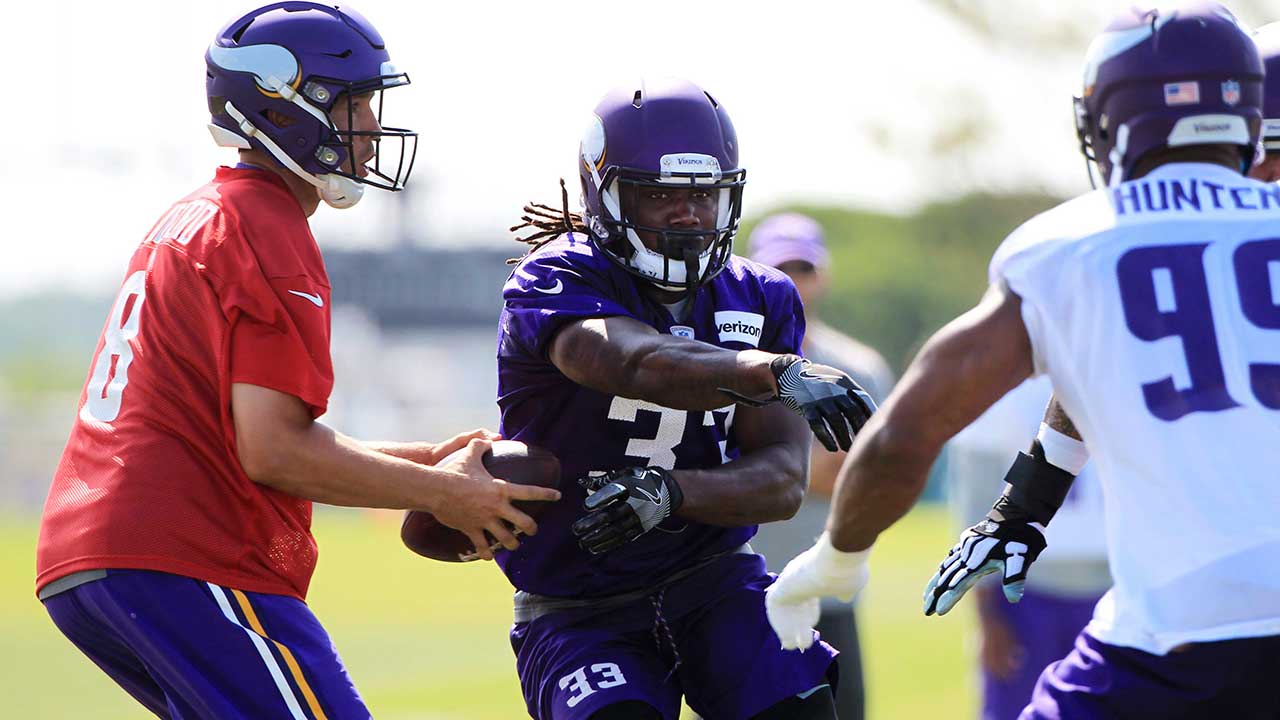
[2,506,974,719]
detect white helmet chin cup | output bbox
[601,176,717,290]
[220,101,365,210]
[320,174,364,209]
[623,228,712,290]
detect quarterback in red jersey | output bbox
[36,4,559,717]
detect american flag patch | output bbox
[1164,81,1200,106]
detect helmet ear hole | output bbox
[262,109,297,129]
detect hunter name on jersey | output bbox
[1111,174,1280,215]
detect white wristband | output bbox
[1036,422,1089,475]
[814,531,872,576]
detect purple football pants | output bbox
[42,569,368,719]
[982,589,1100,720]
[510,552,838,720]
[1021,630,1280,720]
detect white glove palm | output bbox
[765,532,871,651]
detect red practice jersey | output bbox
[37,167,334,600]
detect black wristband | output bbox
[999,440,1076,525]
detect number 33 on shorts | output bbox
[558,662,628,708]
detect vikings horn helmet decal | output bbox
[205,2,417,208]
[578,78,746,296]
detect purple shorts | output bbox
[43,569,367,719]
[510,552,837,720]
[1022,630,1280,720]
[982,588,1100,720]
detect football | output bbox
[401,440,562,562]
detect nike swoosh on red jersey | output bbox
[287,290,324,308]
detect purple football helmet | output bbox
[1254,22,1280,151]
[579,78,746,295]
[1074,2,1262,187]
[206,2,417,208]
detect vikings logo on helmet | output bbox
[577,78,746,296]
[204,1,417,209]
[1073,2,1263,187]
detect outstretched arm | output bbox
[765,285,1034,650]
[826,286,1034,552]
[550,315,874,451]
[232,383,560,560]
[549,315,778,411]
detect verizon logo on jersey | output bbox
[714,311,764,346]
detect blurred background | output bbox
[3,1,1278,717]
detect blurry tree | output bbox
[743,192,1061,373]
[926,0,1280,49]
[866,1,1280,197]
[815,0,1280,373]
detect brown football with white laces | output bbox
[400,440,561,562]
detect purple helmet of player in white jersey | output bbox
[578,78,746,295]
[1254,22,1280,152]
[205,2,417,208]
[1074,2,1262,187]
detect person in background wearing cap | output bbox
[1253,22,1280,181]
[747,213,894,720]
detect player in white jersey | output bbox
[766,4,1280,718]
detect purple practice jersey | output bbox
[496,234,806,598]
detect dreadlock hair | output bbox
[508,178,592,265]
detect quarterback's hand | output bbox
[922,516,1046,617]
[765,533,871,651]
[772,356,877,452]
[430,438,561,561]
[571,467,683,555]
[425,428,502,465]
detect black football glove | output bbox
[571,467,683,555]
[723,355,877,452]
[721,355,876,452]
[922,499,1047,617]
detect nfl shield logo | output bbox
[670,325,695,339]
[1222,80,1241,106]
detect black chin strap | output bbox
[681,247,700,302]
[1084,156,1098,190]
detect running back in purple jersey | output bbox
[496,233,805,597]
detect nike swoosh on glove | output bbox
[772,356,877,452]
[571,467,682,555]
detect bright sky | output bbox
[4,0,1263,298]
